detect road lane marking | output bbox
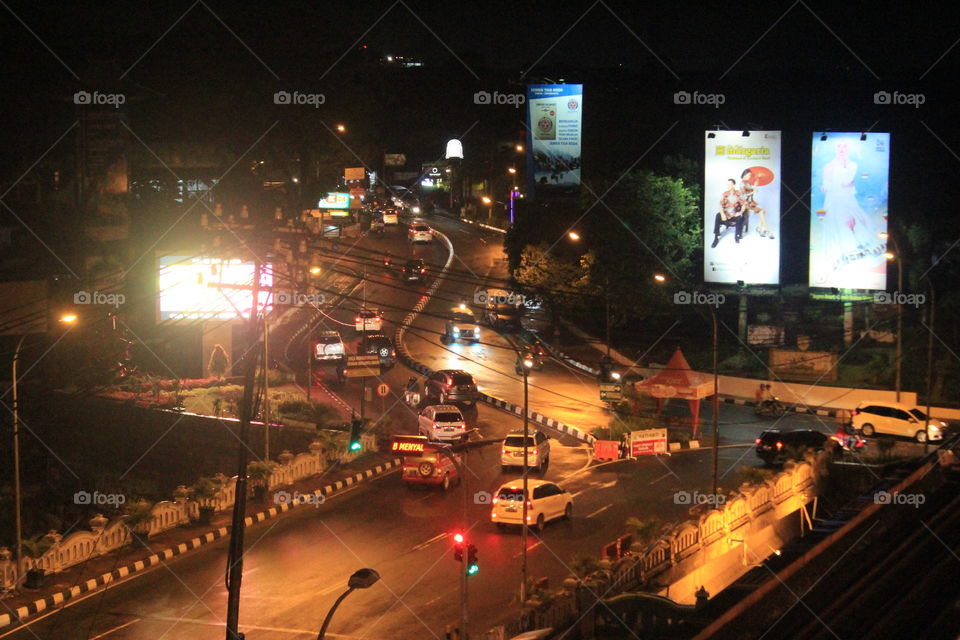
[586,505,612,518]
[89,619,141,639]
[143,615,362,637]
[412,532,448,551]
[319,581,349,596]
[512,540,542,558]
[649,471,673,485]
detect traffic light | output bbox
[349,417,362,451]
[452,532,465,562]
[466,544,479,575]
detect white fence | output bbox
[0,432,376,589]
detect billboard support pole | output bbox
[711,309,719,502]
[225,261,262,640]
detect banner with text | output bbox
[526,84,582,198]
[704,131,781,284]
[809,132,890,290]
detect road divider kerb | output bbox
[0,458,402,630]
[393,231,595,446]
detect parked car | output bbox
[424,369,479,405]
[851,401,947,442]
[361,334,396,368]
[314,331,345,361]
[403,259,427,282]
[501,430,551,471]
[442,305,481,344]
[490,479,572,532]
[355,308,383,332]
[754,429,839,465]
[418,404,468,442]
[409,223,433,243]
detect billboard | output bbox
[158,256,272,322]
[526,84,582,197]
[809,132,890,290]
[704,131,781,284]
[318,193,351,209]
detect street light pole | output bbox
[11,334,27,590]
[924,282,935,453]
[895,253,903,402]
[711,309,719,501]
[521,362,529,605]
[317,587,354,640]
[605,276,611,359]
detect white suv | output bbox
[418,405,467,442]
[501,431,550,472]
[409,223,433,243]
[852,401,947,442]
[491,479,572,532]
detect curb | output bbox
[0,458,401,630]
[393,232,595,446]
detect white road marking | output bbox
[319,581,349,596]
[512,540,542,558]
[412,532,448,551]
[649,471,673,485]
[586,504,612,519]
[143,615,363,638]
[89,619,141,639]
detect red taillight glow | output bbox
[851,409,859,416]
[776,441,783,449]
[754,438,762,445]
[526,500,532,509]
[530,448,538,456]
[355,317,361,322]
[492,497,498,504]
[453,533,464,544]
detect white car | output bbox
[418,404,467,442]
[500,430,550,471]
[409,223,433,243]
[314,331,345,361]
[354,309,383,332]
[382,210,399,225]
[851,401,947,442]
[491,479,572,532]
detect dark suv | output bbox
[361,334,396,368]
[403,259,427,282]
[424,369,479,406]
[755,429,839,465]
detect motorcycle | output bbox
[516,351,545,374]
[755,396,787,417]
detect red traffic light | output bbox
[453,532,464,544]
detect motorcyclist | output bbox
[404,377,420,406]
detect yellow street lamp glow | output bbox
[336,124,346,133]
[878,231,889,239]
[883,251,895,261]
[458,303,467,310]
[568,231,581,241]
[515,144,524,152]
[309,266,322,275]
[507,167,517,174]
[654,274,666,283]
[523,359,534,369]
[481,196,492,205]
[611,371,622,380]
[59,313,77,323]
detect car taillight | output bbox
[354,317,361,323]
[501,447,507,455]
[526,500,532,509]
[851,409,859,416]
[492,497,498,504]
[530,448,538,456]
[776,441,783,449]
[754,438,761,445]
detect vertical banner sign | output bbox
[809,132,890,290]
[703,131,781,284]
[526,84,583,198]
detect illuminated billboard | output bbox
[704,131,781,284]
[809,132,889,290]
[318,193,350,209]
[526,84,582,197]
[158,256,272,322]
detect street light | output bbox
[653,274,666,283]
[316,568,380,640]
[881,231,903,401]
[515,144,524,153]
[519,354,534,603]
[568,231,580,242]
[507,167,517,174]
[335,124,347,133]
[11,313,78,589]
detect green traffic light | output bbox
[467,564,479,575]
[350,441,362,451]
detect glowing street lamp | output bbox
[654,274,666,283]
[481,196,492,205]
[335,124,347,133]
[568,231,581,242]
[507,167,517,174]
[515,144,524,152]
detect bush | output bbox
[625,516,661,545]
[568,553,600,578]
[737,466,774,485]
[266,369,288,386]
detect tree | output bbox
[513,243,593,326]
[208,344,230,381]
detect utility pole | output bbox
[924,283,935,454]
[263,313,270,460]
[520,363,530,605]
[461,447,469,639]
[225,262,262,640]
[11,335,27,591]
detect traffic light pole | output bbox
[461,446,469,639]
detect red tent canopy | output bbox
[634,348,716,437]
